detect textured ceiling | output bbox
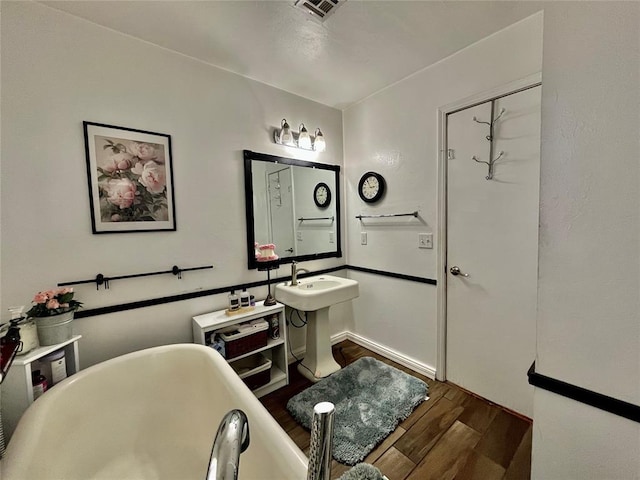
[42,1,543,110]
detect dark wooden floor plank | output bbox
[330,460,351,479]
[474,409,531,468]
[259,340,532,480]
[364,426,406,465]
[456,393,500,434]
[455,450,506,480]
[503,424,533,480]
[374,447,415,480]
[406,421,481,480]
[400,380,449,430]
[395,397,464,464]
[288,424,311,452]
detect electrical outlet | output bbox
[329,232,334,243]
[361,232,368,245]
[296,231,303,241]
[418,233,433,249]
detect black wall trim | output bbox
[528,362,640,423]
[75,265,347,319]
[346,265,437,285]
[75,264,435,319]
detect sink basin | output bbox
[275,275,359,311]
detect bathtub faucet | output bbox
[306,402,335,480]
[207,409,250,480]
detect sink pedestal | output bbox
[275,274,359,382]
[297,307,341,382]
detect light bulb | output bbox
[298,123,311,150]
[313,128,326,152]
[279,119,294,146]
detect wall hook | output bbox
[95,274,108,290]
[473,151,504,180]
[472,107,505,141]
[172,265,182,279]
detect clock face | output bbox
[358,172,385,203]
[313,182,331,208]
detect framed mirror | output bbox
[244,150,342,270]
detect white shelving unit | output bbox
[1,335,81,441]
[192,301,288,398]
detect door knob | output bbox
[285,248,294,253]
[450,266,469,277]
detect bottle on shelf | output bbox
[240,289,251,308]
[31,370,47,400]
[268,314,280,339]
[228,290,240,311]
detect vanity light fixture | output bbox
[313,128,326,152]
[273,119,326,152]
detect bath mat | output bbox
[338,463,386,480]
[287,356,428,465]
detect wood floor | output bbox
[260,340,532,480]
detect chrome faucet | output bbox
[290,261,310,286]
[207,409,250,480]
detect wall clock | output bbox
[358,171,386,203]
[313,182,332,208]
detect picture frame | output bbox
[83,121,176,233]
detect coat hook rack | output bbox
[58,264,214,290]
[472,102,506,180]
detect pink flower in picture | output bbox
[102,152,133,173]
[133,161,166,194]
[128,142,158,162]
[106,178,137,209]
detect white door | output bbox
[267,167,296,257]
[446,85,541,417]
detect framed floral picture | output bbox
[83,122,176,233]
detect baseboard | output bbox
[287,330,436,380]
[330,330,349,344]
[340,332,436,380]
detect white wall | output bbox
[0,1,345,368]
[343,12,543,372]
[533,2,640,478]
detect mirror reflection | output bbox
[244,150,341,269]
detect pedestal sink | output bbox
[275,275,359,382]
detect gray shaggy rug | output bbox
[286,356,428,465]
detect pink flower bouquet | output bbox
[26,288,83,318]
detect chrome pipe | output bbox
[306,402,335,480]
[207,409,250,480]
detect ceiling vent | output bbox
[294,0,345,22]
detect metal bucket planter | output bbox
[35,311,74,346]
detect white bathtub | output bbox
[3,344,308,479]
